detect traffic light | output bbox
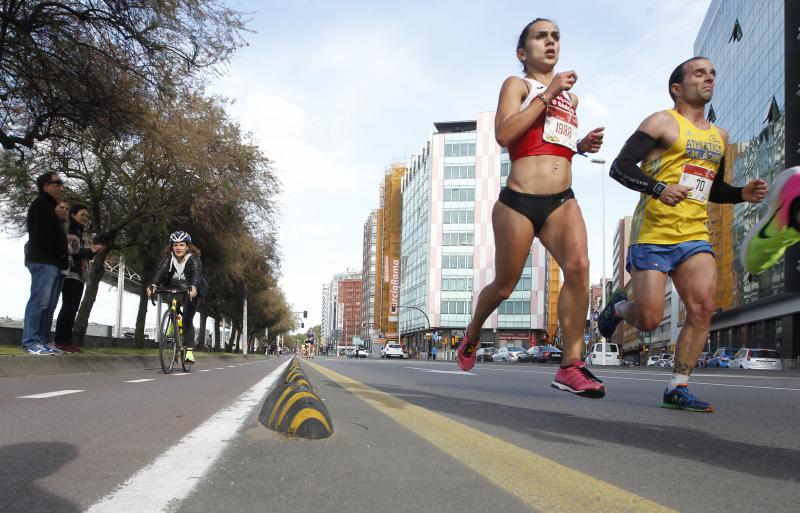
[303,310,307,318]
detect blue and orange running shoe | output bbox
[661,384,714,412]
[743,166,800,275]
[456,327,479,371]
[597,289,628,338]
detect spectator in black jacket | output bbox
[22,172,69,355]
[54,203,105,352]
[146,231,208,365]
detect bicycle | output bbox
[150,287,192,374]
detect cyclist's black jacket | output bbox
[151,254,208,297]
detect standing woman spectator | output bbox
[455,18,606,398]
[146,231,208,365]
[54,204,105,352]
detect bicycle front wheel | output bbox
[159,311,178,374]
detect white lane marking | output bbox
[215,367,225,370]
[405,366,476,376]
[170,373,190,376]
[199,369,213,372]
[124,379,155,383]
[85,359,291,513]
[227,365,237,368]
[480,367,800,391]
[16,390,84,399]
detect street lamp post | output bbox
[591,158,607,311]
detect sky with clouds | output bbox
[1,0,712,333]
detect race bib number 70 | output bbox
[679,163,716,203]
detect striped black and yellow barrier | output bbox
[259,359,333,439]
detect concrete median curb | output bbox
[0,353,269,378]
[259,358,333,439]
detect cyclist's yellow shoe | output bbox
[184,349,195,365]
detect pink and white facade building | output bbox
[399,112,553,351]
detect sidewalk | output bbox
[0,347,269,379]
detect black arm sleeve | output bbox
[708,157,743,204]
[609,131,661,195]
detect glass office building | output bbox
[696,0,800,360]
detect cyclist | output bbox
[146,231,208,365]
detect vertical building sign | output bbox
[389,257,400,322]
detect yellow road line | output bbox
[307,361,679,513]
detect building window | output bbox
[500,160,511,177]
[444,164,476,179]
[441,277,474,291]
[728,18,743,43]
[498,300,530,315]
[444,187,475,202]
[707,104,716,123]
[443,209,474,224]
[765,96,780,124]
[441,300,472,314]
[443,232,474,246]
[445,142,476,157]
[442,254,473,269]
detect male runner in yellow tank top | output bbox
[599,57,767,412]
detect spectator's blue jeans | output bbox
[22,263,64,349]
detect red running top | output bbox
[507,78,577,163]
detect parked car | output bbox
[587,342,621,366]
[621,355,638,366]
[352,347,369,358]
[381,343,404,359]
[494,346,528,363]
[528,345,563,364]
[731,348,784,370]
[646,355,661,367]
[476,347,497,363]
[655,354,674,367]
[707,347,737,368]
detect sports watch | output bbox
[652,181,667,198]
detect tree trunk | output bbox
[227,326,237,353]
[133,290,149,348]
[73,251,109,344]
[197,311,208,352]
[213,317,221,352]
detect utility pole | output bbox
[115,254,125,338]
[242,293,248,356]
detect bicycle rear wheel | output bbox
[159,311,178,374]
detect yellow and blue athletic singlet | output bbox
[630,109,724,244]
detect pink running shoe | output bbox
[456,328,479,371]
[551,361,606,398]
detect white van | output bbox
[588,342,621,366]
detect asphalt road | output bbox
[2,357,798,513]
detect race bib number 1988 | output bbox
[542,103,578,151]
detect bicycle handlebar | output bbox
[149,287,190,306]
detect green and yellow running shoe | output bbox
[743,167,800,275]
[184,349,195,365]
